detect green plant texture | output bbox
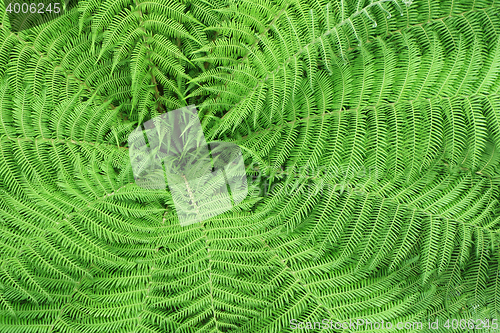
[0,0,500,331]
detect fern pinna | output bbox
[0,0,499,332]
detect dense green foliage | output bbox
[0,0,499,331]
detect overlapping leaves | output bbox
[0,0,499,332]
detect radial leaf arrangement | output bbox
[0,0,499,332]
